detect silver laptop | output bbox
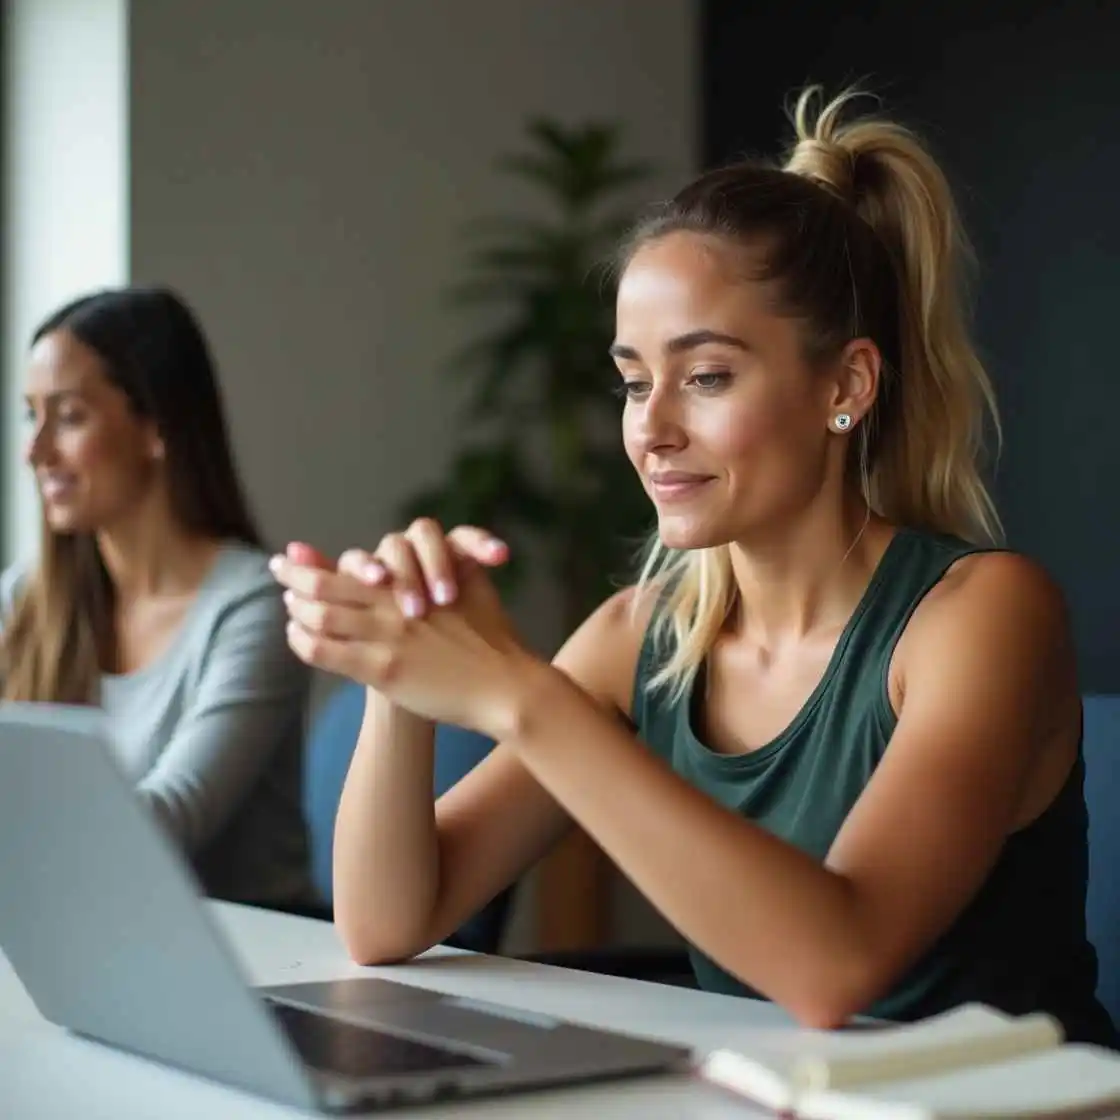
[0,703,690,1112]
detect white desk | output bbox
[0,902,801,1118]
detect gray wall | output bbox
[3,0,698,952]
[703,0,1120,690]
[126,0,693,951]
[128,0,697,663]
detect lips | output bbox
[38,475,78,502]
[647,471,716,502]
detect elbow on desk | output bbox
[347,945,416,968]
[334,911,436,968]
[746,892,904,1030]
[785,992,863,1032]
[792,950,918,1031]
[339,927,426,968]
[727,940,888,1032]
[775,977,880,1033]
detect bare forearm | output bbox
[332,689,440,962]
[504,667,872,1026]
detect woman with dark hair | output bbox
[2,285,311,908]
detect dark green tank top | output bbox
[631,527,1116,1046]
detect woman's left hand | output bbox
[270,524,539,739]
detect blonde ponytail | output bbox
[620,85,1002,701]
[785,86,1001,543]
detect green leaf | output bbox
[399,115,655,609]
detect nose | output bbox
[25,422,51,468]
[630,384,688,457]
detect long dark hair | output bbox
[1,286,263,702]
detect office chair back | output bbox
[1082,693,1120,1026]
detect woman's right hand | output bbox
[273,521,518,729]
[279,520,507,617]
[333,519,509,620]
[271,521,512,700]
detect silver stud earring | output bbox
[832,413,853,432]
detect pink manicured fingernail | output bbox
[432,580,455,605]
[361,561,386,583]
[400,593,425,618]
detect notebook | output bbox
[698,1003,1120,1119]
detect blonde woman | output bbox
[272,89,1115,1043]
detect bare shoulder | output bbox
[913,549,1070,641]
[551,583,661,716]
[893,548,1076,724]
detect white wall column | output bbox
[3,0,129,558]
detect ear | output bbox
[145,424,166,463]
[826,338,881,434]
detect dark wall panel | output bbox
[703,0,1120,689]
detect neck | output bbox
[727,489,892,646]
[96,500,222,599]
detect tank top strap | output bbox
[837,527,1001,697]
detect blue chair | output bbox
[303,681,513,954]
[304,683,691,984]
[1082,694,1120,1025]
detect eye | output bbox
[612,380,651,401]
[688,370,731,391]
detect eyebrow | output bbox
[608,329,751,362]
[23,388,83,404]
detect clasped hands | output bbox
[269,520,542,739]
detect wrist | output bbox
[484,651,579,745]
[363,686,433,739]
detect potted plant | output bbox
[404,118,654,634]
[403,119,656,951]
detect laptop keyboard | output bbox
[266,999,493,1080]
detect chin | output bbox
[42,507,95,535]
[655,515,732,553]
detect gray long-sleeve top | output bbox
[1,543,313,907]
